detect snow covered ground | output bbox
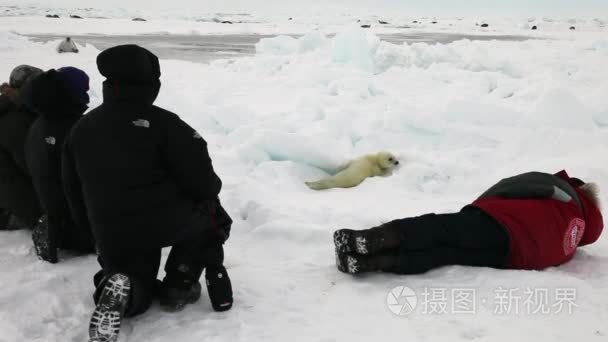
[1,10,608,342]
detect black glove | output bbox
[204,199,232,243]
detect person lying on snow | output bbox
[334,170,603,274]
[0,65,43,231]
[61,45,234,342]
[21,67,96,263]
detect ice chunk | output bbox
[297,32,329,53]
[331,28,381,72]
[256,32,330,56]
[256,35,299,55]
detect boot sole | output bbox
[333,230,351,254]
[334,230,370,255]
[89,274,131,342]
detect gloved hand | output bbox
[203,199,232,243]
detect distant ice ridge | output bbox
[2,3,608,34]
[255,29,603,81]
[0,4,266,23]
[259,29,522,74]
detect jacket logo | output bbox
[132,119,150,128]
[45,136,56,146]
[563,218,585,256]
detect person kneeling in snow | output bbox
[0,65,43,230]
[21,67,95,263]
[334,170,603,274]
[62,45,233,342]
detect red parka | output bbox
[471,170,603,270]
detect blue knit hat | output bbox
[56,67,90,105]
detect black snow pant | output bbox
[48,215,95,253]
[363,207,509,274]
[0,208,9,228]
[93,215,225,317]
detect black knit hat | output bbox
[57,67,90,105]
[22,68,88,117]
[97,44,160,84]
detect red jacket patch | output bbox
[563,218,585,256]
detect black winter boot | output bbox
[32,216,58,263]
[205,266,233,312]
[159,281,202,312]
[89,273,131,342]
[160,261,204,312]
[334,222,401,255]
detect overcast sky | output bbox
[10,0,608,17]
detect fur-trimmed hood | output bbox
[580,183,601,208]
[556,170,604,246]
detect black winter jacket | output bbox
[63,81,222,253]
[0,92,41,224]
